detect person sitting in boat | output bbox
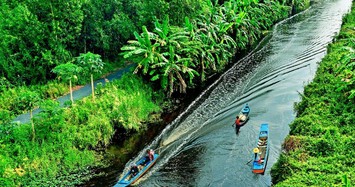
[130,164,139,177]
[235,116,241,126]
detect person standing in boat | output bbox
[253,147,259,160]
[148,149,154,161]
[235,116,242,133]
[235,116,241,126]
[143,149,154,166]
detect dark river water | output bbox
[107,0,352,186]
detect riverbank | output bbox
[271,2,354,186]
[0,1,311,186]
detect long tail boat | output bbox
[114,153,159,186]
[252,123,269,174]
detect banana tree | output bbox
[154,17,190,48]
[121,20,196,97]
[152,46,198,97]
[195,10,236,72]
[182,17,209,81]
[121,26,165,75]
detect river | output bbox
[107,0,352,186]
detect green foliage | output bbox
[52,63,82,83]
[0,0,171,86]
[16,90,40,114]
[292,0,311,13]
[79,0,169,59]
[271,153,295,184]
[0,0,84,85]
[76,52,104,75]
[343,175,351,187]
[0,77,13,92]
[0,0,293,87]
[95,74,162,130]
[52,62,82,103]
[0,109,12,125]
[0,82,68,121]
[38,81,68,99]
[121,18,200,97]
[0,73,162,185]
[121,0,291,97]
[166,0,210,26]
[0,0,307,185]
[272,3,355,186]
[76,52,105,101]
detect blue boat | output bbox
[114,153,159,187]
[236,103,250,126]
[252,123,269,174]
[233,104,250,134]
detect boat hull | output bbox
[235,103,250,127]
[252,123,269,174]
[115,153,159,187]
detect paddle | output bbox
[232,123,241,127]
[158,142,162,155]
[153,142,164,155]
[246,159,253,165]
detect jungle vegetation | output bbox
[271,3,355,186]
[0,0,311,186]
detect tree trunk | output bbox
[31,110,35,142]
[169,73,174,97]
[70,80,74,104]
[91,74,95,102]
[201,59,205,82]
[84,26,87,53]
[176,71,187,94]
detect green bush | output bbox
[0,81,68,120]
[0,73,162,186]
[272,3,355,186]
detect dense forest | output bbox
[0,0,313,186]
[271,3,354,186]
[0,0,211,86]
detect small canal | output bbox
[84,0,353,186]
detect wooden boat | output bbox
[234,104,250,134]
[236,103,250,126]
[114,153,159,187]
[252,123,269,174]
